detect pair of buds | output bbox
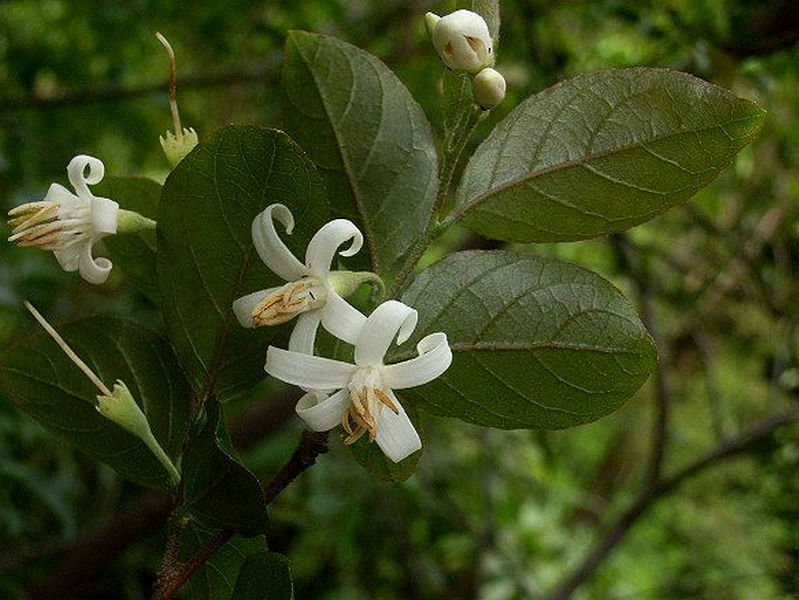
[426,10,507,109]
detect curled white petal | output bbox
[289,310,323,355]
[374,389,421,463]
[231,286,284,328]
[320,291,367,346]
[265,346,356,390]
[305,219,363,278]
[383,332,452,390]
[295,388,350,432]
[77,242,113,285]
[354,301,418,367]
[67,155,105,199]
[251,204,306,281]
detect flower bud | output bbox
[427,10,493,73]
[472,67,506,109]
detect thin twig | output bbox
[540,405,799,600]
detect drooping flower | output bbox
[233,204,374,355]
[265,300,452,463]
[23,301,180,486]
[426,10,494,73]
[7,155,119,284]
[156,32,198,166]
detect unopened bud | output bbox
[427,10,494,74]
[472,67,506,109]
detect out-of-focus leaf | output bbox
[396,250,656,429]
[0,318,190,490]
[158,125,328,403]
[283,31,437,277]
[452,68,765,242]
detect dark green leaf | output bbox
[283,31,438,277]
[452,68,766,242]
[158,125,328,403]
[95,176,160,301]
[347,402,422,482]
[396,250,656,429]
[231,552,293,600]
[0,318,190,490]
[182,402,268,535]
[184,526,268,600]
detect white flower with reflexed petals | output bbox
[265,300,452,463]
[232,204,368,355]
[7,155,119,284]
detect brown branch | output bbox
[0,57,279,113]
[152,430,330,600]
[541,405,799,600]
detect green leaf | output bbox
[283,30,438,277]
[452,68,766,242]
[95,176,160,301]
[184,526,268,600]
[158,125,328,403]
[231,552,293,600]
[395,250,656,429]
[347,402,422,482]
[0,318,190,490]
[182,402,268,535]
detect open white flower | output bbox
[265,300,452,463]
[233,204,368,354]
[426,10,494,73]
[7,155,119,284]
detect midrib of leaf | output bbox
[292,34,383,274]
[451,110,761,223]
[390,341,645,364]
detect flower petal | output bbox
[77,240,112,285]
[383,332,452,389]
[304,219,363,278]
[295,388,350,432]
[67,155,104,199]
[289,310,323,355]
[251,204,306,281]
[52,245,81,272]
[375,389,421,463]
[231,286,284,328]
[265,346,356,390]
[320,291,366,345]
[354,300,418,367]
[90,196,119,235]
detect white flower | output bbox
[472,67,506,109]
[232,204,368,355]
[7,155,118,284]
[426,10,494,73]
[265,300,452,463]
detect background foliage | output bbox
[1,1,798,599]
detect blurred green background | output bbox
[1,1,798,599]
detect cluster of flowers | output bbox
[5,9,505,467]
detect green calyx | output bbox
[328,270,385,300]
[96,380,180,487]
[117,209,157,234]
